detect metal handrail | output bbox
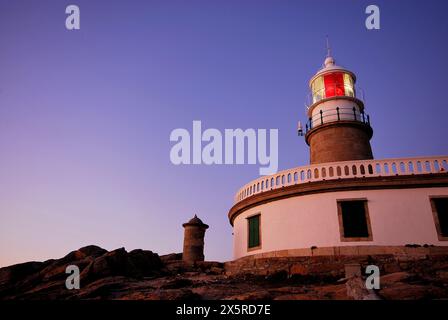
[305,106,371,133]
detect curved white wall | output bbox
[232,187,448,259]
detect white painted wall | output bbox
[232,187,448,259]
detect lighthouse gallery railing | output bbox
[234,156,448,203]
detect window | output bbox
[430,197,448,240]
[311,76,324,103]
[337,199,372,241]
[344,73,355,97]
[324,73,345,98]
[247,214,261,250]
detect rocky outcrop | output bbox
[0,246,163,300]
[80,248,162,283]
[1,245,448,300]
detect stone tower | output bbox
[303,55,373,164]
[182,214,209,263]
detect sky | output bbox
[0,0,447,267]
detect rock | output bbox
[265,270,288,282]
[345,276,381,300]
[160,278,193,289]
[50,245,107,268]
[145,289,201,300]
[223,290,272,300]
[0,261,46,288]
[274,293,320,300]
[72,276,138,300]
[196,261,223,269]
[80,248,162,282]
[381,272,411,284]
[344,263,362,278]
[436,270,448,280]
[316,284,351,300]
[160,253,182,263]
[208,267,224,275]
[383,263,402,274]
[81,248,128,280]
[163,260,192,274]
[378,283,446,300]
[2,246,448,300]
[65,245,107,261]
[38,245,108,282]
[290,264,308,275]
[0,246,109,299]
[127,249,163,276]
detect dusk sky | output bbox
[1,0,447,267]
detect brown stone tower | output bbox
[302,55,373,164]
[182,214,209,263]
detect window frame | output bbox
[311,76,325,103]
[429,196,448,241]
[337,198,373,242]
[247,213,262,251]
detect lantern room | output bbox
[305,56,367,130]
[309,56,356,105]
[303,54,373,164]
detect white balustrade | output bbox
[234,156,448,203]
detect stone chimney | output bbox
[182,214,209,264]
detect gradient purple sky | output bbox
[1,0,447,267]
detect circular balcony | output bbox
[304,106,371,134]
[233,156,448,205]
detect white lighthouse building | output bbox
[228,53,448,261]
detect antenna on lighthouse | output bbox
[324,35,335,67]
[325,35,331,57]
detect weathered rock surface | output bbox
[1,245,448,300]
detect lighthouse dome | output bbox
[324,56,335,67]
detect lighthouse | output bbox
[228,49,448,261]
[304,54,373,164]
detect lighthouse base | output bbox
[224,245,448,278]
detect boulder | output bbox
[160,253,182,263]
[81,248,163,282]
[0,261,46,288]
[378,283,446,300]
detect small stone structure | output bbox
[182,214,209,264]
